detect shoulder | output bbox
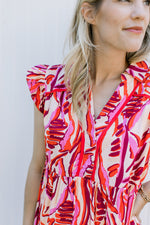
[133,59,150,97]
[143,59,150,96]
[26,63,66,91]
[45,64,66,92]
[26,63,66,113]
[26,63,64,81]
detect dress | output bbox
[26,59,150,225]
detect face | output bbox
[92,0,150,53]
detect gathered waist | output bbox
[42,173,137,202]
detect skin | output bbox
[23,106,45,225]
[82,0,150,84]
[81,0,150,118]
[81,0,150,222]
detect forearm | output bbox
[23,164,43,225]
[142,180,150,198]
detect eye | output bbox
[118,0,130,2]
[118,0,150,5]
[117,0,131,3]
[144,0,150,6]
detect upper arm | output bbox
[30,105,45,173]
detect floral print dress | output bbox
[26,59,150,225]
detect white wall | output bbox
[0,1,76,224]
[0,0,149,225]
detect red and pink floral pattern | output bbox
[26,60,150,225]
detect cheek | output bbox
[104,5,129,29]
[99,16,119,38]
[101,10,122,30]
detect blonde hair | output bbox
[63,0,150,124]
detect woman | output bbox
[23,0,150,224]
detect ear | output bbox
[81,2,96,25]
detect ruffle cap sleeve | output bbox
[26,64,49,114]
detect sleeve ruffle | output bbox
[26,64,49,114]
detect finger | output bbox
[132,215,142,224]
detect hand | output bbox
[131,190,147,223]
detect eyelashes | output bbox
[118,0,150,6]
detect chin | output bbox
[126,45,143,53]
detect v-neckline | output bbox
[90,75,124,122]
[88,59,149,122]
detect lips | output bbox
[124,26,143,31]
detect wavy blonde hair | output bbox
[63,0,150,124]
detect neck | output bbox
[94,49,129,86]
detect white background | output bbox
[0,0,149,224]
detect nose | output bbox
[131,2,147,20]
